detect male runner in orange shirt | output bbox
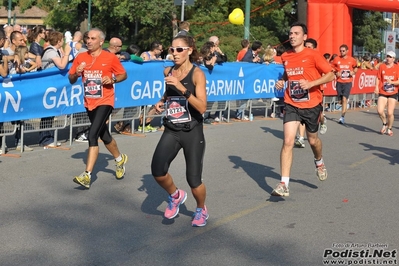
[295,38,328,148]
[273,22,335,197]
[331,44,358,124]
[68,28,128,189]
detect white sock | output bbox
[315,158,324,166]
[281,176,290,186]
[115,155,122,162]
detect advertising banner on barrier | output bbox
[0,61,285,122]
[322,69,377,96]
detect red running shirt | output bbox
[331,56,357,83]
[69,50,126,111]
[282,48,333,108]
[377,63,399,96]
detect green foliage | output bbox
[11,0,389,60]
[353,10,389,54]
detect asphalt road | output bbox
[1,107,398,266]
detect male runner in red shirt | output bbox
[273,22,335,197]
[331,44,358,124]
[68,28,128,189]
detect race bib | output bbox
[383,82,394,93]
[289,81,309,102]
[165,96,191,123]
[83,78,103,98]
[341,70,351,80]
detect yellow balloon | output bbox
[229,8,244,25]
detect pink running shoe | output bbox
[164,189,187,219]
[191,206,209,227]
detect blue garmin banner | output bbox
[0,61,284,122]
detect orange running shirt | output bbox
[331,56,357,83]
[69,50,126,111]
[273,55,282,64]
[377,63,399,96]
[282,48,333,108]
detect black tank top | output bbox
[166,65,203,122]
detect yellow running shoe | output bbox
[73,171,91,189]
[115,154,128,179]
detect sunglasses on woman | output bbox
[169,47,189,53]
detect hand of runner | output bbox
[164,75,181,88]
[299,79,312,90]
[102,76,113,85]
[76,62,86,75]
[275,80,285,90]
[154,101,165,113]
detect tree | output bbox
[353,10,389,55]
[13,0,292,61]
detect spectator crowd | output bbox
[0,21,397,155]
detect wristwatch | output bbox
[112,77,117,84]
[183,89,192,98]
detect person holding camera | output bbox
[208,36,227,63]
[199,41,217,71]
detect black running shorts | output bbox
[378,93,398,99]
[283,103,323,133]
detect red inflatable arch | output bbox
[307,0,399,56]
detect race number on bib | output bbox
[341,70,351,80]
[289,81,309,102]
[84,78,103,98]
[383,82,394,93]
[165,96,192,123]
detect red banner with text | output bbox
[322,69,377,96]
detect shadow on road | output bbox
[138,174,195,223]
[71,150,115,187]
[360,142,399,165]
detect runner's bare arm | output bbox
[68,62,86,84]
[275,72,288,89]
[102,72,127,85]
[190,68,207,114]
[374,77,380,94]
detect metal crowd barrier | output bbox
[248,99,275,118]
[134,101,230,130]
[109,107,142,133]
[324,94,363,112]
[324,96,337,112]
[206,101,228,121]
[0,122,17,154]
[68,107,143,142]
[9,93,381,154]
[359,93,376,108]
[19,115,68,152]
[68,112,91,145]
[226,100,250,120]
